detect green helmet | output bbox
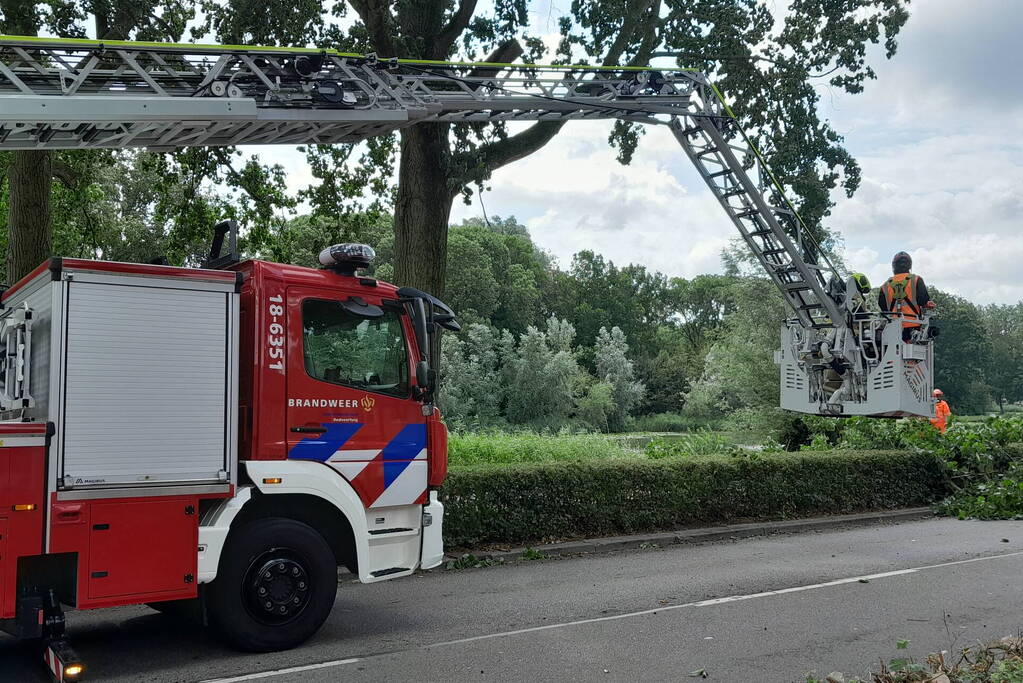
[851,272,871,293]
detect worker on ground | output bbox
[877,251,935,341]
[931,388,951,434]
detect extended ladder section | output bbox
[0,36,933,417]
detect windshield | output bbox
[302,298,409,398]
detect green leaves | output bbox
[440,449,946,547]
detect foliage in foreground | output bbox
[440,450,944,547]
[808,636,1023,682]
[786,414,1023,520]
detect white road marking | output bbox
[431,550,1023,648]
[201,658,360,683]
[200,549,1023,682]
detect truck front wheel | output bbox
[207,517,337,652]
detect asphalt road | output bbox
[3,517,1023,682]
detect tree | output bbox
[930,289,992,415]
[1,1,51,283]
[438,323,512,430]
[684,277,785,415]
[212,0,907,296]
[5,2,910,294]
[505,316,585,428]
[442,217,549,332]
[1,0,199,281]
[983,303,1023,412]
[594,326,644,432]
[667,274,737,356]
[557,250,671,353]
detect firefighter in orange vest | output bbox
[877,251,935,342]
[931,388,951,434]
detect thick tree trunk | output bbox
[2,3,52,285]
[393,124,454,296]
[6,150,53,283]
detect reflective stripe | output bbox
[885,273,921,328]
[0,436,45,447]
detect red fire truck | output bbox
[0,229,456,679]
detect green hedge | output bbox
[440,450,947,548]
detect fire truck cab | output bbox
[0,238,453,676]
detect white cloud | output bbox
[450,121,731,277]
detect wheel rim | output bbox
[242,549,313,626]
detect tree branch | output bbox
[434,0,478,58]
[348,0,397,56]
[629,0,662,67]
[447,38,561,192]
[467,39,523,80]
[602,0,656,66]
[51,159,78,189]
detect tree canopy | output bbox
[1,0,911,294]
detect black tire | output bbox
[206,517,337,652]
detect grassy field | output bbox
[448,430,766,467]
[448,432,631,466]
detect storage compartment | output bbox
[0,259,239,491]
[61,280,232,486]
[87,499,197,600]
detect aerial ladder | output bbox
[0,35,934,418]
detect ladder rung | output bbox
[736,209,759,219]
[696,147,718,159]
[782,281,809,291]
[722,187,745,198]
[707,169,732,179]
[762,248,789,257]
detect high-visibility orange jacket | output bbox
[930,399,951,434]
[880,273,923,329]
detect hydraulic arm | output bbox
[0,35,934,417]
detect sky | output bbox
[258,0,1023,305]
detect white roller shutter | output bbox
[61,280,230,486]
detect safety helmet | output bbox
[892,251,912,273]
[851,272,871,293]
[933,388,943,397]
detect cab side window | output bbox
[302,299,409,398]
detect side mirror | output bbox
[416,360,431,389]
[411,298,428,356]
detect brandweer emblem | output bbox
[361,395,375,412]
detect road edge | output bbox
[445,507,937,565]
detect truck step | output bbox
[371,567,411,578]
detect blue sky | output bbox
[257,0,1023,304]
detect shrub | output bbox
[440,450,946,547]
[937,464,1023,520]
